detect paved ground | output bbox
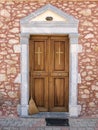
[0,117,98,130]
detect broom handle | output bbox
[30,71,32,98]
[31,73,32,98]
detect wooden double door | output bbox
[29,35,69,112]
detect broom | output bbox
[28,83,39,115]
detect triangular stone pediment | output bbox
[30,10,66,22]
[20,4,78,25]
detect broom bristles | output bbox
[28,98,39,115]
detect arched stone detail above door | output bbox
[20,4,81,117]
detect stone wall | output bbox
[0,1,98,117]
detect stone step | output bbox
[0,118,98,130]
[1,127,70,130]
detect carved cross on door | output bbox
[56,44,64,65]
[35,47,42,65]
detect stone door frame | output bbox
[19,4,81,117]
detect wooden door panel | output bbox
[30,36,48,73]
[49,36,69,112]
[34,42,45,71]
[50,36,69,72]
[54,41,65,71]
[34,78,44,107]
[54,78,65,107]
[29,36,49,112]
[49,77,69,112]
[32,77,48,112]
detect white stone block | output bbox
[20,105,28,116]
[0,74,7,81]
[0,9,10,17]
[71,44,78,53]
[10,28,19,33]
[9,39,18,44]
[69,105,81,117]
